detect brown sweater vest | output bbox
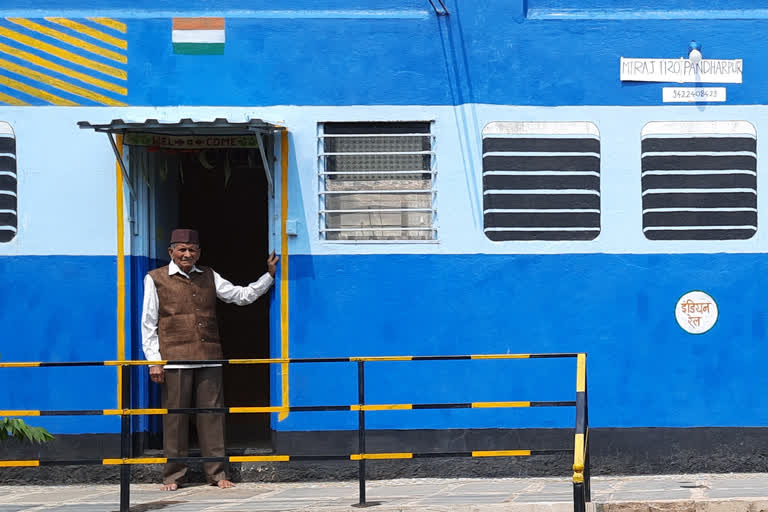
[148,265,223,362]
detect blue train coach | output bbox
[0,0,766,477]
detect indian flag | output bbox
[172,18,225,55]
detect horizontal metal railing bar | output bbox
[0,449,572,467]
[0,353,581,368]
[0,400,576,417]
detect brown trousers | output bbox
[162,367,227,484]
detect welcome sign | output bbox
[620,57,742,83]
[124,132,261,148]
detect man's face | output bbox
[168,243,201,273]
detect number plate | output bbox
[662,87,726,103]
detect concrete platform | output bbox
[1,473,768,511]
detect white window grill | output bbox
[482,121,601,241]
[318,121,436,241]
[0,122,16,243]
[641,121,757,240]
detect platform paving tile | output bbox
[5,474,768,510]
[452,481,531,493]
[418,494,511,504]
[513,493,573,503]
[609,490,692,500]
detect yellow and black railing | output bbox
[0,352,590,511]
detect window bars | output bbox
[318,122,437,242]
[641,121,757,240]
[0,122,16,243]
[482,121,601,242]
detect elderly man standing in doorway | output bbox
[141,228,279,491]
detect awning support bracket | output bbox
[256,133,274,197]
[107,132,135,198]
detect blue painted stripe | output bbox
[0,250,766,434]
[0,256,119,434]
[273,253,768,431]
[120,15,765,106]
[0,9,431,20]
[528,8,768,20]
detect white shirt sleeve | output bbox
[141,274,163,363]
[213,270,275,306]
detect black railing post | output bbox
[573,484,585,512]
[357,360,367,506]
[120,364,131,512]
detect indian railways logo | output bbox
[675,291,718,335]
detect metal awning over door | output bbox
[78,118,285,196]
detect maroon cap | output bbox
[170,229,200,245]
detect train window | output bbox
[482,121,600,241]
[641,121,757,240]
[0,122,16,243]
[318,122,436,241]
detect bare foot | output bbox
[216,479,235,489]
[160,482,178,491]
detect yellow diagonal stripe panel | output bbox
[0,42,126,95]
[350,453,413,460]
[7,19,127,64]
[45,18,127,49]
[0,74,77,105]
[0,58,125,105]
[472,450,531,457]
[87,18,126,33]
[230,455,290,462]
[0,27,126,80]
[472,401,530,408]
[0,460,39,467]
[0,91,27,105]
[0,410,39,416]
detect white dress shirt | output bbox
[141,260,274,369]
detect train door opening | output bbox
[137,143,273,450]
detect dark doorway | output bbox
[174,147,271,447]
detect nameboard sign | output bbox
[124,132,261,148]
[620,57,742,84]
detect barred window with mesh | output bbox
[641,121,757,240]
[482,121,600,241]
[0,122,16,243]
[318,122,435,241]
